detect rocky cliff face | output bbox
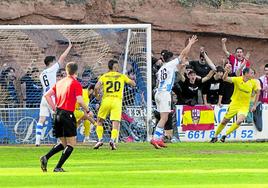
[0,0,267,74]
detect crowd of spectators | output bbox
[152,38,267,108]
[0,66,100,109]
[1,37,267,112]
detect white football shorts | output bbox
[155,91,171,113]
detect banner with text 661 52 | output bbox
[176,104,268,142]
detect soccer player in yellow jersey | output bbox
[210,65,260,143]
[74,84,97,142]
[93,59,136,150]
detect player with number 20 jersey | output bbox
[97,71,132,121]
[93,60,136,150]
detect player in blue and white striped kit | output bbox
[151,35,198,149]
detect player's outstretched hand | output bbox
[222,38,227,43]
[68,38,72,48]
[189,35,198,45]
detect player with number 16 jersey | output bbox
[150,35,198,149]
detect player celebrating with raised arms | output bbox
[151,35,198,149]
[35,39,72,146]
[210,65,260,143]
[93,59,136,150]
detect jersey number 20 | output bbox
[106,81,121,93]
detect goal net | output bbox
[0,25,151,144]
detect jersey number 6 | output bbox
[42,75,50,87]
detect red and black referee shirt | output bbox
[52,76,82,112]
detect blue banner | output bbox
[0,108,85,144]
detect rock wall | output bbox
[0,0,268,75]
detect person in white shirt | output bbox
[150,35,198,149]
[35,39,72,146]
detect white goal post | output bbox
[0,24,152,144]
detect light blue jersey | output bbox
[156,58,180,92]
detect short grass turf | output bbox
[1,142,268,188]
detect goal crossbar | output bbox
[0,24,151,30]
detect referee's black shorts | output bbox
[53,108,77,138]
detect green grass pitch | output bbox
[1,142,268,188]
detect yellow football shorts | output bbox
[74,109,91,136]
[98,97,122,121]
[74,109,84,125]
[224,104,249,120]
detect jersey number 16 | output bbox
[160,68,167,81]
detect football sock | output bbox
[96,125,104,141]
[84,120,90,137]
[35,123,43,145]
[45,143,64,160]
[111,129,118,143]
[153,126,164,140]
[226,122,240,136]
[55,145,74,169]
[215,123,226,136]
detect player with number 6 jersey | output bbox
[93,60,136,150]
[35,39,72,146]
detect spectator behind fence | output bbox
[177,68,214,106]
[259,63,268,104]
[202,66,224,106]
[189,48,216,104]
[221,38,251,74]
[189,47,216,78]
[21,67,42,108]
[220,62,236,104]
[56,68,66,82]
[172,64,193,103]
[0,67,21,107]
[152,56,161,94]
[123,63,137,106]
